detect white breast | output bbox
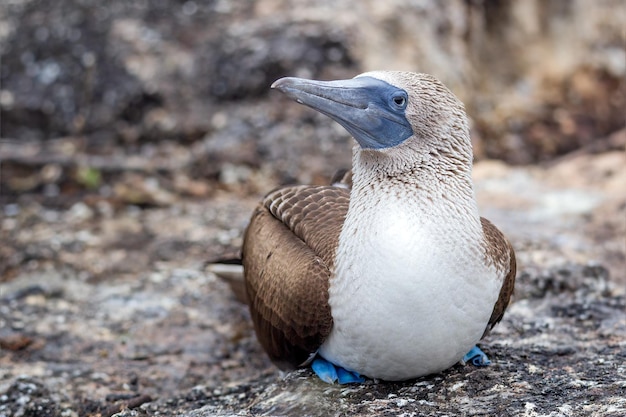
[319,188,502,381]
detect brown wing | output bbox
[480,217,517,337]
[330,168,353,188]
[242,185,349,369]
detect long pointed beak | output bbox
[271,76,413,150]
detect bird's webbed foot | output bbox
[462,345,492,366]
[311,357,365,384]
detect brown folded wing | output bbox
[242,185,349,369]
[480,217,517,336]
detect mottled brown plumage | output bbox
[480,217,517,335]
[242,186,348,368]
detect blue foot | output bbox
[311,358,365,384]
[462,345,492,366]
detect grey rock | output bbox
[0,1,625,416]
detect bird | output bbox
[240,71,516,383]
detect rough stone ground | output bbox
[1,146,625,417]
[1,1,625,416]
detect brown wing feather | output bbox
[480,217,517,337]
[330,168,353,188]
[242,185,349,369]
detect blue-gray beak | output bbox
[271,76,413,150]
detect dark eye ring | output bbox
[393,95,406,107]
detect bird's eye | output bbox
[392,93,407,109]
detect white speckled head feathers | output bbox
[354,71,473,180]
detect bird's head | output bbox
[272,71,472,175]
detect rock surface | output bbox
[1,151,624,416]
[1,1,625,416]
[1,0,623,166]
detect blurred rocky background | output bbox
[0,0,624,416]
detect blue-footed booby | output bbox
[242,71,516,382]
